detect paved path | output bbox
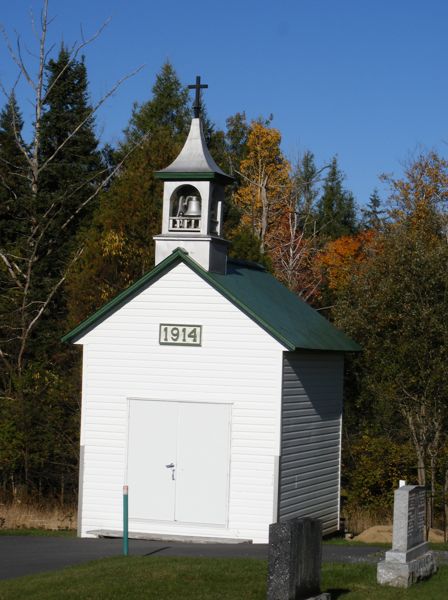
[0,536,446,581]
[0,536,383,580]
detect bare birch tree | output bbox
[270,153,328,301]
[0,0,142,492]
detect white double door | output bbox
[127,400,231,526]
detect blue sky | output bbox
[1,0,448,209]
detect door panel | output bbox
[127,400,177,521]
[175,402,230,525]
[127,400,231,526]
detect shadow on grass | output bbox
[327,589,351,598]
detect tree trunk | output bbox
[60,473,65,507]
[444,464,448,543]
[429,454,437,529]
[416,449,426,487]
[260,183,268,254]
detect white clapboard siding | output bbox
[77,262,284,543]
[279,352,343,534]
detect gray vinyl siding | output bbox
[279,351,343,534]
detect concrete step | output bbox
[87,529,252,544]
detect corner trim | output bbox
[77,445,85,537]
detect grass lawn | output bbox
[0,556,446,600]
[0,528,76,537]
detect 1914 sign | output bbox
[159,324,202,346]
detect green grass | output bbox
[0,528,76,537]
[430,542,448,551]
[323,536,448,551]
[0,557,446,600]
[324,537,389,547]
[322,563,448,599]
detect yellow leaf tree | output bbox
[233,121,291,254]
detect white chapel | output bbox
[64,78,359,544]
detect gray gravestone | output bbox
[377,485,437,588]
[267,517,330,600]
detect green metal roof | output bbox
[62,248,360,352]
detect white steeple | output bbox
[153,78,233,274]
[158,118,228,178]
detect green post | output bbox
[123,485,129,556]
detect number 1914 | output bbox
[159,324,202,346]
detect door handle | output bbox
[166,462,175,480]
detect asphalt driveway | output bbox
[0,536,389,580]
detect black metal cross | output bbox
[188,76,208,118]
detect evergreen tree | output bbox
[66,63,192,324]
[199,100,227,181]
[123,62,190,147]
[219,112,248,241]
[316,157,357,240]
[32,46,105,371]
[227,226,272,269]
[361,188,385,230]
[295,151,318,213]
[0,93,29,244]
[0,95,29,431]
[39,46,103,262]
[225,112,249,177]
[292,150,319,235]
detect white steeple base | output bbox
[154,234,229,274]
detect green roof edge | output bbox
[62,248,359,352]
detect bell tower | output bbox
[153,76,233,274]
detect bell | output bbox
[183,195,201,217]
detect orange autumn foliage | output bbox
[317,230,377,292]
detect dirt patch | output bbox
[353,525,446,544]
[429,528,446,543]
[354,525,392,543]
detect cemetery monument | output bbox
[267,517,330,600]
[377,484,437,588]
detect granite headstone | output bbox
[267,517,330,600]
[377,485,437,588]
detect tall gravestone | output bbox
[267,517,330,600]
[377,485,437,588]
